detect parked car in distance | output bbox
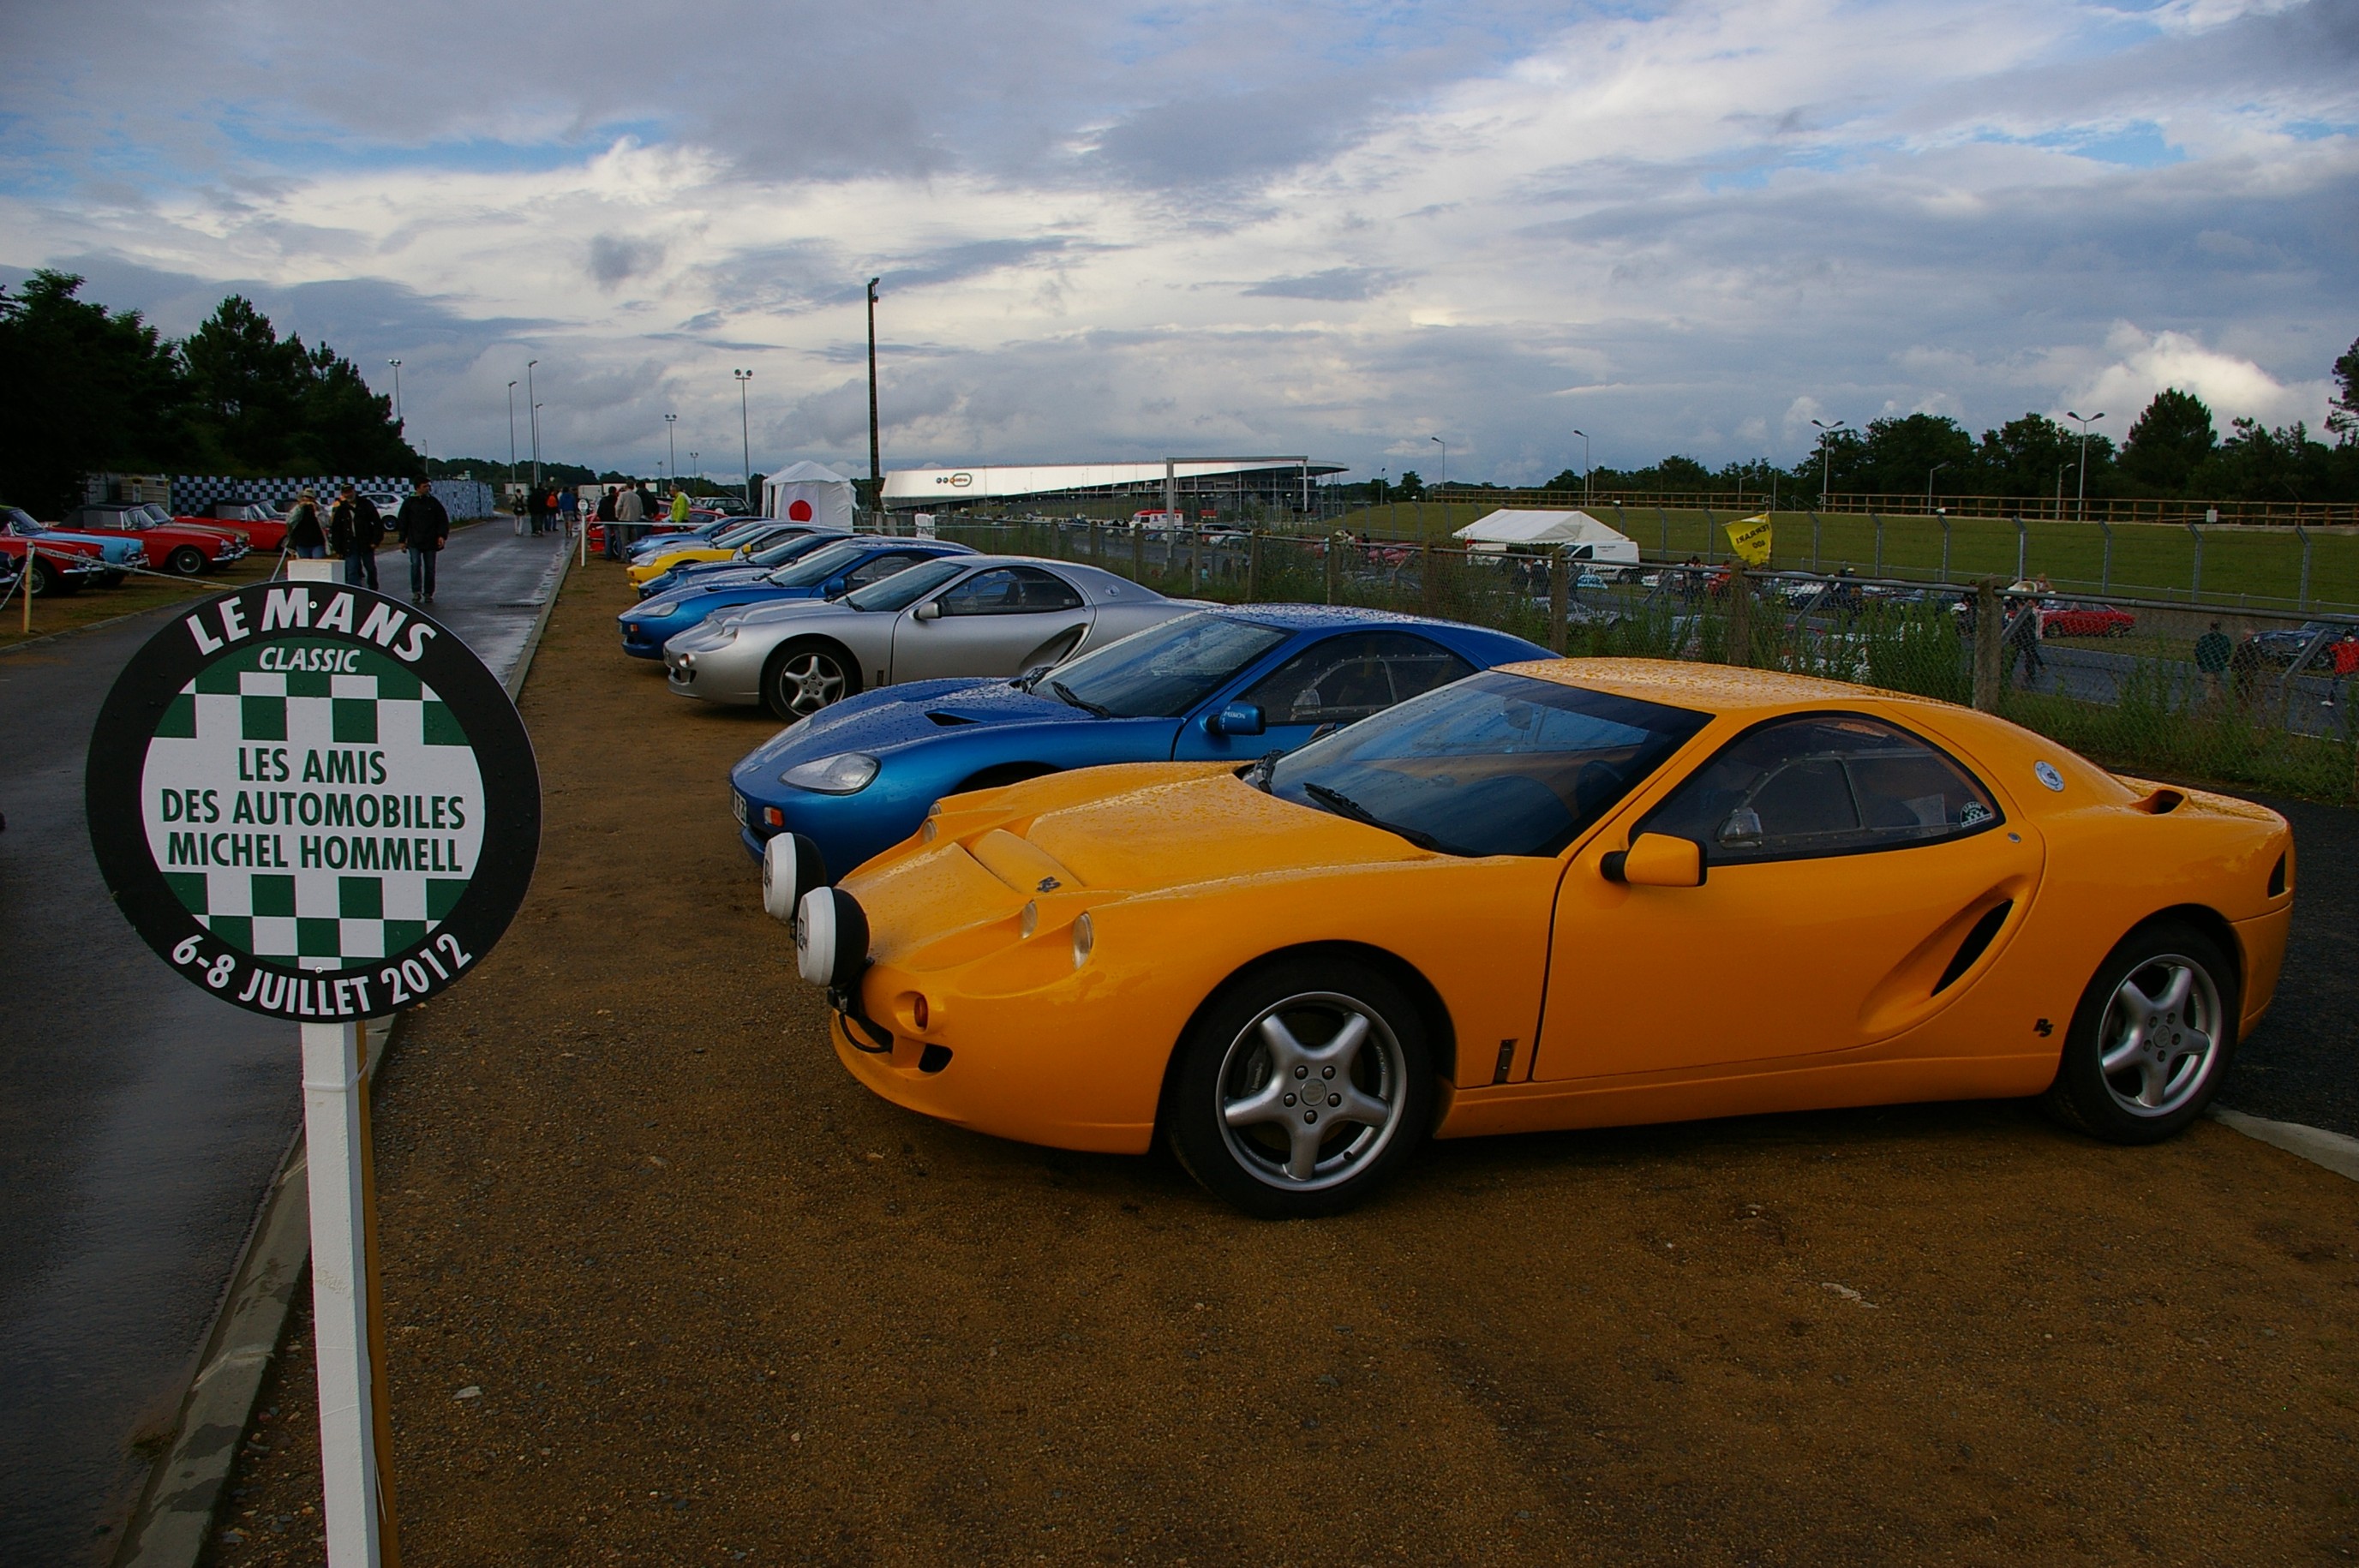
[733,605,1547,878]
[778,657,2292,1217]
[2038,601,2135,638]
[626,521,813,587]
[3,506,146,584]
[620,537,972,658]
[181,501,289,551]
[664,555,1194,721]
[632,525,846,599]
[2243,620,2359,669]
[0,531,111,595]
[60,502,244,575]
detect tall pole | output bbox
[506,380,518,489]
[1811,417,1847,509]
[1927,460,1948,512]
[734,369,754,510]
[865,278,883,518]
[664,413,678,488]
[1572,428,1590,506]
[526,359,541,488]
[2066,410,2104,523]
[387,360,402,425]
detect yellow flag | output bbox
[1723,512,1772,566]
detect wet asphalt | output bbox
[0,524,566,1562]
[2220,792,2359,1140]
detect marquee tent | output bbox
[762,462,857,530]
[1452,508,1640,563]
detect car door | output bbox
[1532,709,2044,1082]
[1172,631,1476,763]
[890,566,1093,683]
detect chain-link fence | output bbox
[902,516,2359,804]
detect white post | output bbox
[301,1018,386,1567]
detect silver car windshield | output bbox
[842,557,969,613]
[1266,671,1708,858]
[1041,612,1289,719]
[764,540,871,587]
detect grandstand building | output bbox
[879,457,1346,513]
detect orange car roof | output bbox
[1500,657,1953,715]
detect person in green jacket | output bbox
[668,488,692,525]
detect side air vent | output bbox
[2268,853,2286,898]
[925,710,979,727]
[1933,900,2014,995]
[2130,787,2185,815]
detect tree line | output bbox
[0,271,417,514]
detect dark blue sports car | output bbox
[727,604,1548,877]
[632,526,851,600]
[620,536,976,657]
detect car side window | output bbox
[1240,632,1476,727]
[936,566,1083,616]
[1640,713,2000,864]
[841,552,923,590]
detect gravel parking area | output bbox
[200,562,2359,1565]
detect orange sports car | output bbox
[770,659,2293,1217]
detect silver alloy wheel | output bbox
[2096,951,2223,1117]
[1217,990,1406,1191]
[776,649,847,716]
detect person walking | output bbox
[560,485,580,537]
[596,486,620,559]
[284,489,326,560]
[329,483,383,589]
[668,487,692,527]
[2005,595,2045,689]
[614,481,646,554]
[2194,620,2231,704]
[511,489,528,535]
[396,476,451,605]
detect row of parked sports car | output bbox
[0,498,308,595]
[608,517,2296,1218]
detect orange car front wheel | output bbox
[2042,920,2238,1144]
[1166,956,1434,1218]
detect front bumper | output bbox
[829,1009,1157,1155]
[664,639,763,704]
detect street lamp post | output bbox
[734,369,754,511]
[2066,410,2105,522]
[1927,460,1949,512]
[1571,428,1590,507]
[1810,417,1848,509]
[506,381,518,489]
[526,360,541,488]
[664,413,678,489]
[865,278,883,518]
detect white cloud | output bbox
[2065,324,2337,432]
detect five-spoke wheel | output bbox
[2044,920,2236,1142]
[764,640,860,721]
[1167,957,1432,1217]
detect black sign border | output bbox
[87,581,541,1020]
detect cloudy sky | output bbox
[3,0,2353,484]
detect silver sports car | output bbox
[662,554,1193,720]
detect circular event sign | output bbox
[88,580,540,1020]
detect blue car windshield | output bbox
[843,557,968,613]
[765,540,873,587]
[1266,671,1709,858]
[744,533,842,572]
[1043,612,1289,719]
[706,519,771,548]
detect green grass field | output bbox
[1320,502,2359,613]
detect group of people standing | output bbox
[278,479,450,603]
[512,484,581,536]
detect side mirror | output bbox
[1208,702,1265,737]
[1600,833,1705,888]
[912,599,943,622]
[822,578,848,601]
[1716,806,1763,848]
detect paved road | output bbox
[0,523,566,1562]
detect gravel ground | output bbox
[196,563,2359,1565]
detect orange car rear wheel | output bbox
[1167,957,1433,1218]
[2042,920,2237,1144]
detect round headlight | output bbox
[795,886,869,989]
[762,832,828,923]
[1072,911,1094,968]
[781,752,879,794]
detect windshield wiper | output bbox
[1245,748,1284,793]
[1049,679,1114,719]
[1300,781,1459,854]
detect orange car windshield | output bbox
[1266,672,1708,858]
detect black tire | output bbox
[167,545,208,577]
[761,638,862,722]
[1165,955,1434,1218]
[2040,920,2237,1144]
[30,557,75,596]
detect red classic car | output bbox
[2037,600,2135,637]
[62,503,251,575]
[0,533,110,595]
[177,500,290,553]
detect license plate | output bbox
[733,792,748,826]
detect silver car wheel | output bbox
[2096,952,2223,1118]
[776,649,847,716]
[1217,990,1406,1191]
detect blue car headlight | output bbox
[781,752,879,794]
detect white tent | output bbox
[1452,508,1640,563]
[761,461,857,530]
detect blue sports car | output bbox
[632,525,850,600]
[727,604,1548,877]
[620,536,977,658]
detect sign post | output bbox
[89,578,539,1565]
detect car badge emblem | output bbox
[1036,876,1062,892]
[2033,761,2064,793]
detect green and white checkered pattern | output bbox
[141,641,487,971]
